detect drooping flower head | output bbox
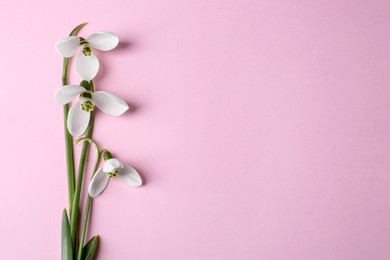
[55,82,129,136]
[55,32,119,80]
[89,150,142,197]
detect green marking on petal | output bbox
[79,37,93,56]
[81,101,94,112]
[79,37,88,45]
[107,169,119,178]
[82,46,92,56]
[81,92,92,99]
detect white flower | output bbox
[55,85,129,136]
[55,32,119,80]
[88,158,142,197]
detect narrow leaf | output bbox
[61,209,73,260]
[82,236,99,260]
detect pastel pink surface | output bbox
[1,0,390,259]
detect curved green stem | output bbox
[70,23,88,36]
[75,137,100,155]
[62,22,87,215]
[77,158,101,260]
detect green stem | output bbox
[70,114,94,251]
[77,161,100,260]
[62,58,75,215]
[62,22,88,215]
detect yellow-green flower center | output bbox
[81,101,94,112]
[107,169,119,177]
[79,37,93,56]
[82,46,92,56]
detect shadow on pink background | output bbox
[1,0,390,259]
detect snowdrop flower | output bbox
[55,32,119,80]
[55,84,129,136]
[89,151,142,197]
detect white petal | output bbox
[88,32,119,51]
[103,158,124,173]
[75,52,99,80]
[67,104,91,136]
[89,167,110,197]
[55,36,80,57]
[92,91,129,116]
[54,85,85,105]
[118,164,142,187]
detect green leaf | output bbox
[61,209,73,260]
[81,236,99,260]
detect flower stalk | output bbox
[72,137,101,260]
[77,165,99,260]
[62,22,87,215]
[70,112,93,250]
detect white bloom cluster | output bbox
[55,30,142,197]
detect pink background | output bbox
[1,0,390,259]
